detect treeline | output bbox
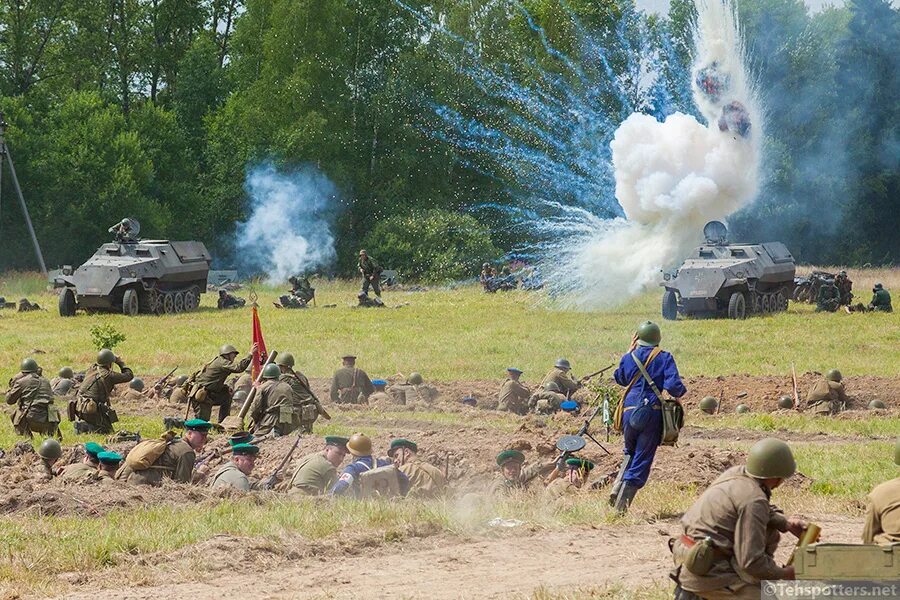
[0,0,896,277]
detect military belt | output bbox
[679,535,732,561]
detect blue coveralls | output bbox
[328,455,410,497]
[614,345,686,488]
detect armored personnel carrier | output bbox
[660,221,796,320]
[54,218,211,316]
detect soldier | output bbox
[210,443,259,492]
[50,367,75,396]
[329,355,375,404]
[480,263,497,292]
[611,321,686,513]
[357,249,384,305]
[815,278,840,312]
[248,363,296,436]
[488,449,546,496]
[58,442,105,483]
[170,376,189,404]
[190,343,256,423]
[287,436,349,496]
[119,419,211,485]
[545,457,594,499]
[862,438,900,545]
[528,381,567,414]
[328,433,409,498]
[231,372,253,397]
[277,353,328,433]
[834,270,853,305]
[806,369,848,415]
[870,283,892,312]
[217,289,246,309]
[74,349,133,434]
[369,379,390,403]
[672,438,807,600]
[121,378,148,402]
[541,358,582,397]
[282,275,315,307]
[388,438,447,499]
[5,358,61,438]
[33,438,62,481]
[96,451,123,482]
[17,298,41,312]
[498,368,531,415]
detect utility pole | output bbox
[0,112,47,275]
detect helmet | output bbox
[97,349,116,366]
[777,395,794,409]
[839,270,847,276]
[736,404,751,414]
[554,358,571,370]
[826,369,842,383]
[483,262,490,269]
[219,344,238,357]
[347,433,373,457]
[129,378,144,391]
[20,358,39,373]
[874,283,883,290]
[59,367,74,379]
[38,438,62,460]
[275,353,295,367]
[262,364,281,379]
[55,379,73,395]
[745,438,796,479]
[636,321,661,347]
[868,400,886,409]
[699,396,718,414]
[895,438,900,466]
[408,372,423,385]
[175,375,188,386]
[232,389,248,403]
[544,381,562,393]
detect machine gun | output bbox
[578,364,615,384]
[544,402,611,485]
[151,366,178,396]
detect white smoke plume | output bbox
[547,0,762,308]
[235,164,341,282]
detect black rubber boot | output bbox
[614,482,639,514]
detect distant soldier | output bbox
[328,433,409,498]
[489,449,546,496]
[480,263,497,292]
[369,379,390,404]
[287,436,349,496]
[870,283,892,312]
[210,443,259,492]
[50,367,75,396]
[862,438,900,545]
[217,289,246,309]
[74,349,133,434]
[671,438,807,600]
[33,439,62,481]
[17,298,41,312]
[5,358,61,438]
[96,451,124,483]
[279,275,315,308]
[611,321,686,513]
[806,369,848,415]
[108,217,138,242]
[357,249,384,305]
[528,381,567,414]
[545,457,594,499]
[834,270,853,305]
[815,278,840,312]
[541,358,582,397]
[388,438,447,499]
[121,378,148,402]
[190,343,256,422]
[58,442,105,483]
[498,368,531,415]
[247,364,295,436]
[329,355,375,404]
[277,353,329,433]
[119,419,211,485]
[169,376,190,404]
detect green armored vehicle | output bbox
[661,221,796,320]
[54,218,211,317]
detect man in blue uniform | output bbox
[612,321,686,513]
[328,433,409,497]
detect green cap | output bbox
[84,442,105,460]
[565,457,595,471]
[97,451,123,465]
[184,418,212,432]
[325,436,349,448]
[228,431,254,446]
[496,449,525,466]
[388,438,418,455]
[231,443,259,456]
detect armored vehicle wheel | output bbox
[59,288,76,317]
[163,293,175,314]
[776,292,787,312]
[150,293,163,315]
[184,289,198,311]
[122,289,140,316]
[174,292,185,313]
[727,292,746,320]
[749,293,760,314]
[761,294,771,314]
[662,290,678,321]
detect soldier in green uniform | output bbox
[671,438,808,600]
[862,438,900,545]
[121,378,148,402]
[210,443,259,492]
[75,349,133,434]
[287,436,349,496]
[329,355,374,404]
[498,368,531,415]
[248,364,295,436]
[50,367,75,396]
[358,249,384,304]
[870,283,892,312]
[528,382,567,414]
[805,369,848,415]
[58,442,105,483]
[544,457,594,499]
[32,439,62,481]
[834,270,853,305]
[277,353,329,433]
[96,451,123,482]
[217,289,246,309]
[5,358,61,438]
[541,358,582,396]
[488,449,547,496]
[815,278,840,312]
[388,438,447,499]
[119,419,211,485]
[190,343,256,422]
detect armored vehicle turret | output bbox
[54,219,211,316]
[660,221,795,320]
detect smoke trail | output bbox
[234,163,341,282]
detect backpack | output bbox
[125,431,175,471]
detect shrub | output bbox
[90,323,126,351]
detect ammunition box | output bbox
[793,543,900,580]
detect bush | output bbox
[90,323,127,351]
[361,209,501,282]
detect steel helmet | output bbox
[20,358,39,373]
[129,378,144,391]
[544,381,562,393]
[699,396,718,414]
[347,433,373,457]
[55,379,74,395]
[736,404,751,414]
[275,353,295,367]
[745,438,796,479]
[408,372,423,385]
[825,369,842,383]
[554,358,571,370]
[175,375,188,386]
[232,389,248,403]
[636,321,661,347]
[59,367,74,379]
[262,364,281,379]
[777,395,794,409]
[219,344,238,357]
[97,349,116,366]
[868,400,886,409]
[38,438,62,460]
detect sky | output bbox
[637,0,848,13]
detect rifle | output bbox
[220,351,278,431]
[261,431,302,490]
[152,366,178,394]
[292,370,331,420]
[579,364,615,383]
[544,402,611,485]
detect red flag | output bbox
[251,305,268,380]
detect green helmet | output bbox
[262,363,281,379]
[745,438,796,479]
[97,349,115,366]
[174,375,188,386]
[636,321,661,347]
[555,358,571,370]
[408,372,423,385]
[868,400,886,410]
[38,438,62,460]
[275,353,295,367]
[895,438,900,466]
[699,396,718,414]
[129,378,144,391]
[826,369,842,383]
[219,344,238,357]
[777,395,794,409]
[20,358,39,373]
[544,381,562,393]
[232,389,248,402]
[736,404,751,414]
[59,367,74,379]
